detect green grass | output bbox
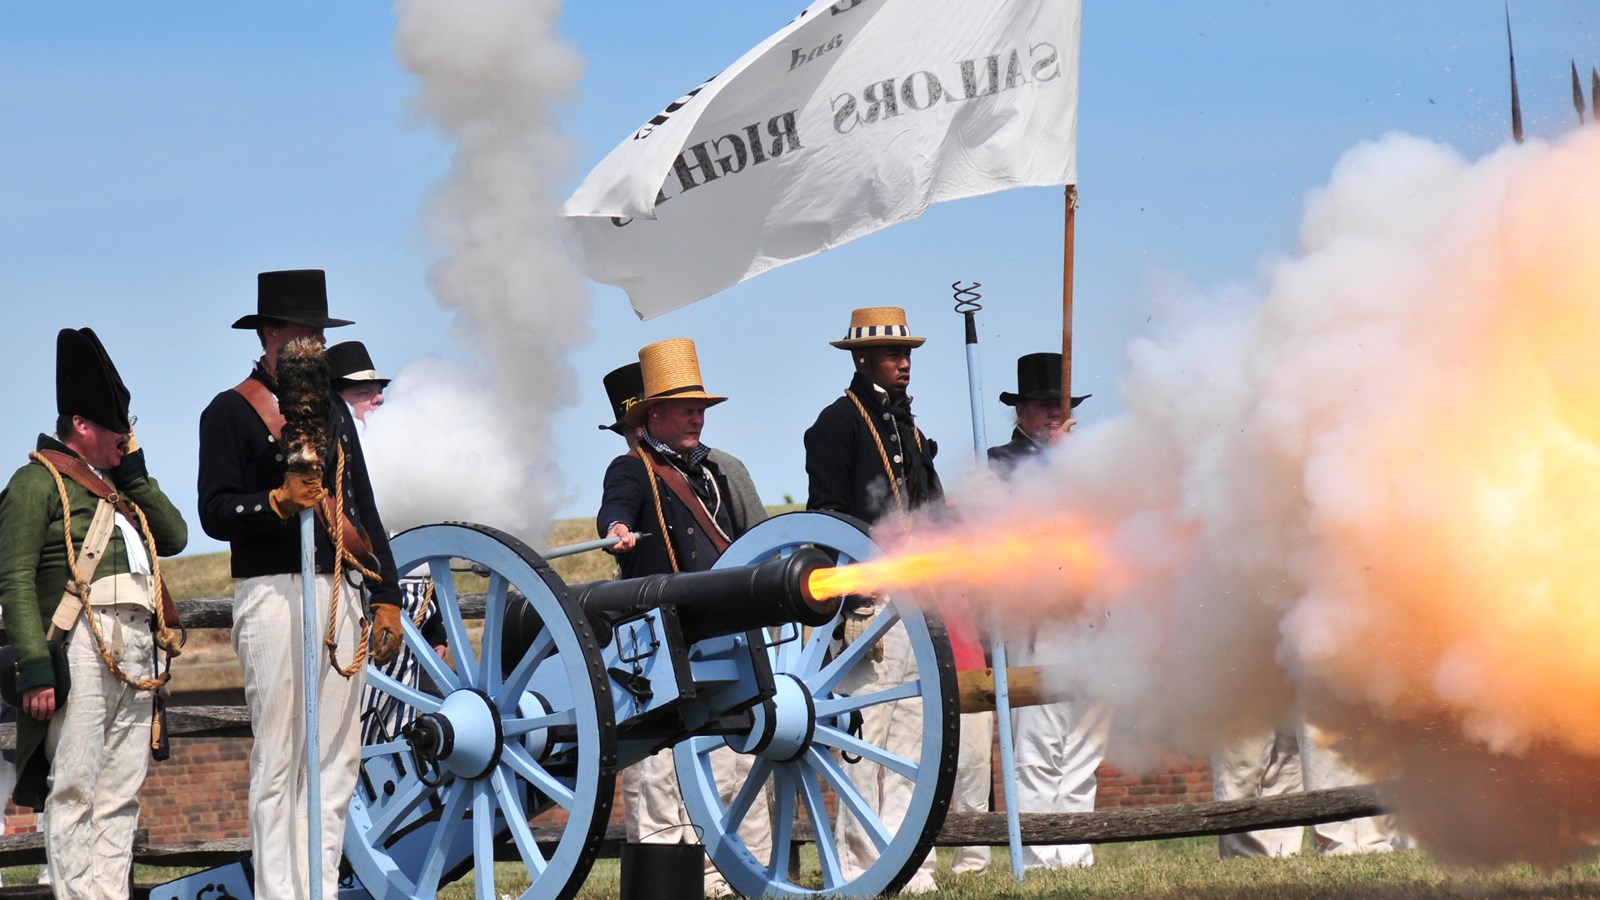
[417,842,1600,899]
[3,842,1588,899]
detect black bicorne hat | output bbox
[231,269,355,330]
[326,341,390,389]
[999,352,1090,408]
[56,327,132,433]
[599,363,644,435]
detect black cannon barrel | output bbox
[570,547,841,645]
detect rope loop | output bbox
[325,442,373,678]
[28,451,169,692]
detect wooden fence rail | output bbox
[0,785,1383,873]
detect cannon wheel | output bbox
[675,512,960,898]
[344,523,616,900]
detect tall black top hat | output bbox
[56,327,132,433]
[599,363,644,435]
[326,341,390,389]
[999,352,1090,408]
[231,269,355,330]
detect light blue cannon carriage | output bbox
[153,511,959,899]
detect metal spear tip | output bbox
[1506,5,1524,143]
[1573,61,1586,124]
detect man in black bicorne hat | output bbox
[0,328,187,899]
[327,340,390,424]
[325,338,451,745]
[196,270,406,900]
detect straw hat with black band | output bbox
[829,306,926,350]
[625,339,727,427]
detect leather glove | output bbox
[371,603,404,666]
[268,471,325,519]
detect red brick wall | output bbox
[1094,760,1213,808]
[2,737,254,841]
[138,737,254,843]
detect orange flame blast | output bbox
[805,524,1115,607]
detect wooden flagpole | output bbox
[1061,184,1078,415]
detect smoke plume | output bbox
[880,128,1600,866]
[363,0,589,541]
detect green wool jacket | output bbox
[0,435,187,808]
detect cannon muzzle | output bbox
[571,546,840,646]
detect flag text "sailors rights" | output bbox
[830,42,1061,134]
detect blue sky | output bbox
[1,2,1595,554]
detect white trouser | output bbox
[835,618,938,894]
[622,745,773,896]
[1213,721,1398,858]
[44,604,154,900]
[233,574,367,900]
[950,711,994,874]
[1299,721,1399,855]
[1007,631,1110,870]
[1213,726,1305,858]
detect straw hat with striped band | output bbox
[625,338,728,426]
[829,306,926,349]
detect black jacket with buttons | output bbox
[197,364,401,607]
[596,447,736,578]
[804,372,942,526]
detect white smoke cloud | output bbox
[361,356,534,535]
[890,127,1600,865]
[364,0,589,541]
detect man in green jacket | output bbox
[0,328,187,900]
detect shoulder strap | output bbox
[636,447,732,558]
[32,449,136,521]
[47,500,116,638]
[233,378,378,578]
[27,452,127,638]
[233,376,285,439]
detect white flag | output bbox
[562,0,1081,319]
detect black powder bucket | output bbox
[619,841,704,900]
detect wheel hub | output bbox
[726,673,814,762]
[405,688,504,780]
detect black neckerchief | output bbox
[641,430,724,514]
[849,372,935,508]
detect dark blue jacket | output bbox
[596,447,736,578]
[197,364,400,607]
[803,372,942,525]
